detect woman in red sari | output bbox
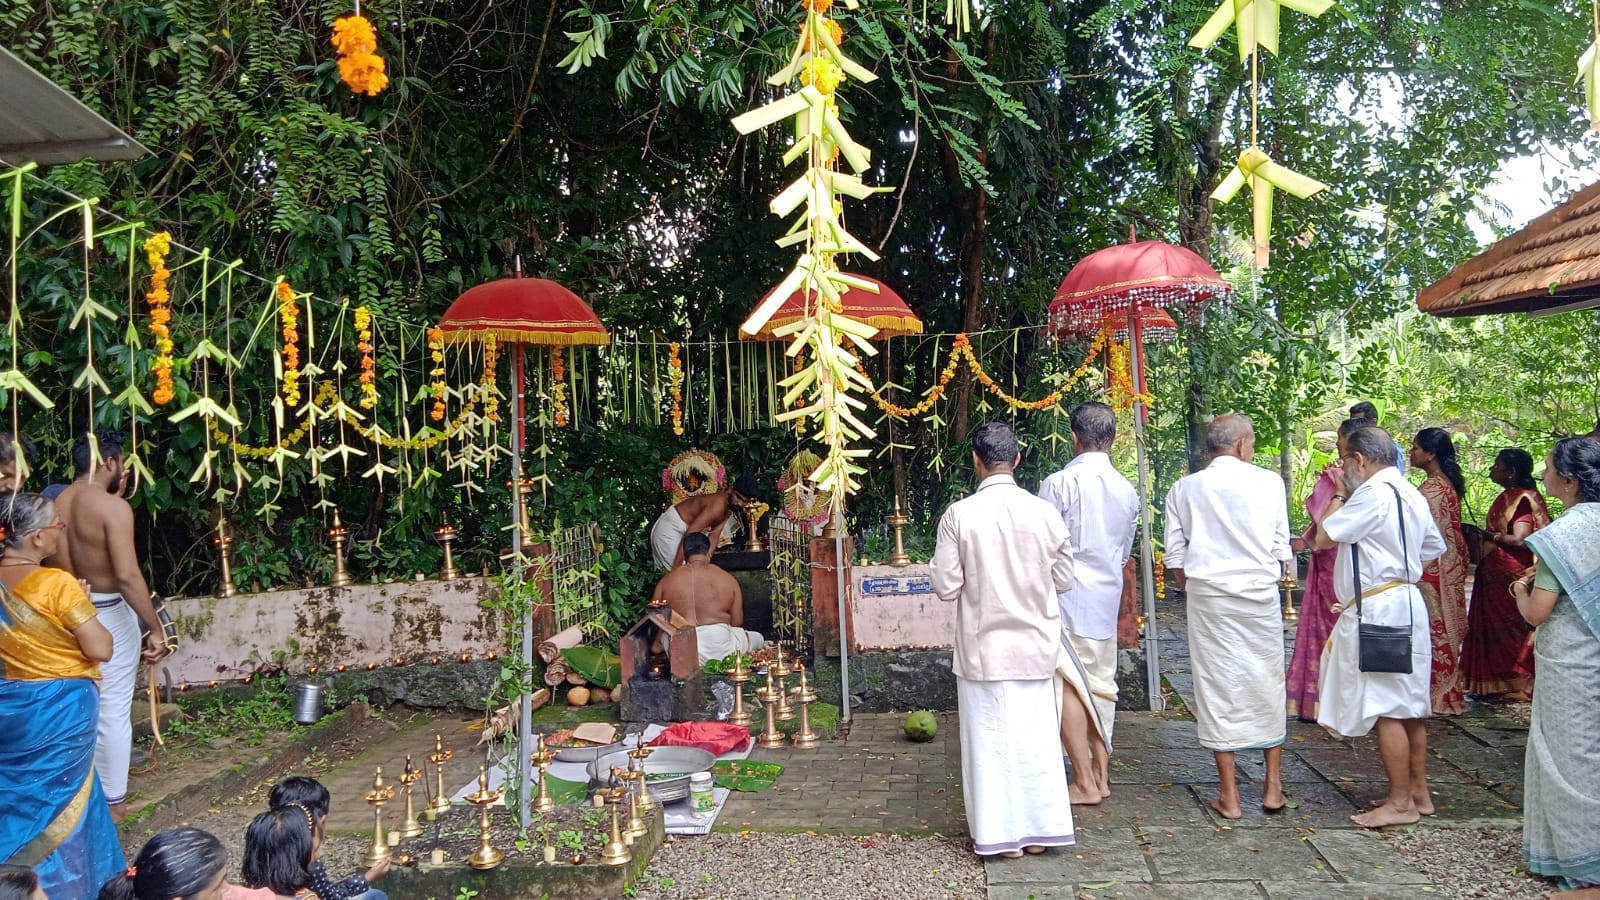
[1286,418,1364,721]
[1411,428,1469,715]
[1461,448,1551,699]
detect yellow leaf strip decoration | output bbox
[1187,0,1333,62]
[1210,147,1328,268]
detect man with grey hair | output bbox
[1313,425,1443,828]
[1164,414,1293,819]
[1038,401,1138,805]
[933,422,1076,857]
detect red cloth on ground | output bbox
[649,721,752,755]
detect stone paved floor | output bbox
[264,597,1531,896]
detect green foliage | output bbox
[166,677,296,747]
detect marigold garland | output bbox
[820,17,843,44]
[277,282,302,408]
[354,305,377,409]
[1153,550,1167,600]
[550,347,569,428]
[143,231,176,405]
[860,326,1117,418]
[667,341,684,436]
[428,327,447,422]
[791,348,807,436]
[213,380,478,457]
[481,333,500,423]
[330,14,388,96]
[800,57,845,95]
[1106,338,1155,410]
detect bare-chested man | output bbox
[49,430,168,820]
[649,473,759,571]
[650,531,765,665]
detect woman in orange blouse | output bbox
[0,493,123,897]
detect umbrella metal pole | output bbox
[1129,311,1162,711]
[513,344,533,825]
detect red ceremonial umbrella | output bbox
[745,274,923,340]
[1047,236,1231,712]
[435,263,608,826]
[1051,306,1180,344]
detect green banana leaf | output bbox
[560,646,622,690]
[710,759,785,793]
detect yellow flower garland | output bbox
[481,333,500,423]
[213,379,479,457]
[143,231,176,405]
[860,326,1117,418]
[551,347,568,428]
[1107,338,1154,410]
[277,281,301,408]
[668,341,684,436]
[355,305,377,409]
[331,14,388,96]
[428,327,446,421]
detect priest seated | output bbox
[651,531,765,665]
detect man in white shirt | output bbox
[1038,401,1138,806]
[932,422,1076,858]
[1313,425,1444,829]
[1164,414,1293,820]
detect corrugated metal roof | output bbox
[0,46,146,166]
[1417,179,1600,318]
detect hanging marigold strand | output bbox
[668,341,684,436]
[481,333,500,423]
[354,305,377,409]
[427,327,447,422]
[858,326,1118,418]
[1107,337,1154,411]
[550,346,568,428]
[277,281,301,408]
[214,380,480,456]
[143,231,176,405]
[330,13,388,96]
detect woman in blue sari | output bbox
[0,492,124,897]
[1514,437,1600,893]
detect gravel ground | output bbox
[1386,825,1554,899]
[633,832,985,900]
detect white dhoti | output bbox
[693,623,765,666]
[649,507,688,571]
[92,592,139,805]
[1317,584,1432,737]
[1186,584,1287,752]
[958,676,1076,856]
[1057,630,1117,748]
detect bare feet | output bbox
[1548,888,1600,898]
[1068,783,1104,806]
[1351,801,1420,829]
[1000,850,1023,859]
[1209,796,1243,820]
[1024,846,1047,855]
[1262,784,1287,812]
[1367,793,1434,815]
[1099,785,1112,801]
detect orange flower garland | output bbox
[667,341,684,436]
[1107,338,1154,411]
[481,333,500,423]
[550,347,568,428]
[277,281,302,408]
[427,327,446,422]
[354,305,377,409]
[792,348,807,436]
[143,231,176,405]
[330,14,388,96]
[861,326,1116,418]
[801,0,832,12]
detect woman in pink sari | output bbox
[1411,428,1469,715]
[1286,418,1363,721]
[1461,448,1551,699]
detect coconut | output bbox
[904,710,937,742]
[567,686,592,706]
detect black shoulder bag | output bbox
[1354,485,1415,674]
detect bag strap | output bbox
[1352,483,1416,631]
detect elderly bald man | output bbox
[1164,414,1294,819]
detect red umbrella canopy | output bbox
[1048,240,1230,334]
[438,276,609,346]
[747,274,922,340]
[1053,306,1180,344]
